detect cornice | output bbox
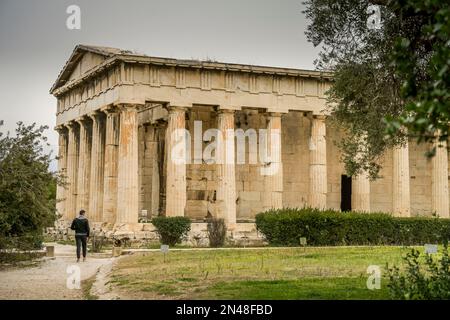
[51,53,334,97]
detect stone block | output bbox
[186,200,208,218]
[187,190,207,200]
[206,181,217,191]
[46,246,55,257]
[188,180,207,191]
[239,191,260,201]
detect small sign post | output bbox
[424,244,438,254]
[300,237,307,252]
[161,244,169,262]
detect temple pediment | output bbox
[50,45,131,94]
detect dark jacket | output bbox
[70,215,90,237]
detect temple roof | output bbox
[50,45,133,93]
[50,44,332,95]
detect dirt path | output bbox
[0,243,114,300]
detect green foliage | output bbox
[0,251,44,265]
[0,121,59,250]
[304,0,449,178]
[0,233,44,251]
[152,216,191,246]
[387,245,450,299]
[386,1,450,149]
[255,208,450,246]
[0,232,44,264]
[206,218,227,247]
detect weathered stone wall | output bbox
[326,125,345,210]
[410,141,433,216]
[282,112,311,209]
[186,106,218,219]
[138,125,159,218]
[234,110,266,219]
[370,152,394,213]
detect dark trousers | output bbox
[75,235,87,259]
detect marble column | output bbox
[309,115,327,209]
[165,106,187,217]
[76,117,92,214]
[262,112,283,211]
[66,122,79,219]
[102,108,120,224]
[116,105,140,224]
[351,134,371,212]
[142,125,160,218]
[352,173,370,212]
[432,138,449,217]
[217,109,237,225]
[392,142,410,217]
[55,126,68,219]
[88,112,106,222]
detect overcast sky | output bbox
[0,0,320,170]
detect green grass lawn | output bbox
[109,246,418,300]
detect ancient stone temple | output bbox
[52,45,449,236]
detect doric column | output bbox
[55,126,68,219]
[76,117,92,214]
[351,134,371,212]
[142,125,160,218]
[102,108,120,224]
[88,112,106,222]
[432,138,449,217]
[217,109,237,225]
[116,105,140,224]
[66,122,79,219]
[392,142,410,217]
[262,112,283,211]
[352,173,370,212]
[165,106,187,217]
[309,115,327,209]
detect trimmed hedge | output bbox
[152,216,191,246]
[255,208,450,246]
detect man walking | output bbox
[70,210,90,262]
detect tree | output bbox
[303,0,450,178]
[386,1,450,152]
[0,121,58,249]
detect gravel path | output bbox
[0,243,114,300]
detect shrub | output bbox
[207,218,227,247]
[0,232,44,264]
[255,208,450,246]
[152,216,191,246]
[0,232,43,251]
[387,244,450,299]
